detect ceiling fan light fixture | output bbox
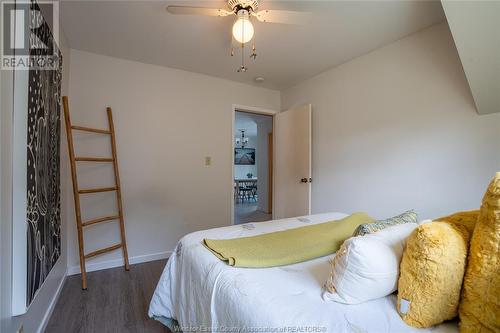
[228,0,260,12]
[232,10,254,44]
[165,0,310,73]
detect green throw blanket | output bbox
[203,212,374,268]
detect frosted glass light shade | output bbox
[232,16,254,44]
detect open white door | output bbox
[274,104,312,219]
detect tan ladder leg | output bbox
[107,107,130,271]
[62,96,88,290]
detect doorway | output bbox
[233,110,273,225]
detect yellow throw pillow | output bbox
[397,215,476,328]
[459,173,500,333]
[435,210,479,235]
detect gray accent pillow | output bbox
[352,210,418,236]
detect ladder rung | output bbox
[71,125,111,135]
[75,157,114,162]
[82,215,120,227]
[85,243,122,259]
[78,186,117,194]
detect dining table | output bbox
[234,178,258,202]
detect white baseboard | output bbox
[38,268,67,333]
[67,251,171,276]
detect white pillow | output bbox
[323,223,417,304]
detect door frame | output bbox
[231,104,278,225]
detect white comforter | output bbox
[149,212,458,333]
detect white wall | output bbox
[0,52,15,333]
[65,49,280,272]
[234,135,257,179]
[1,29,71,333]
[281,23,500,220]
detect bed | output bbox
[149,212,459,333]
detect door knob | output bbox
[300,178,308,183]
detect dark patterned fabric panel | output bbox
[26,0,62,305]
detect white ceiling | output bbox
[61,0,445,90]
[442,1,500,115]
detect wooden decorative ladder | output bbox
[62,96,130,290]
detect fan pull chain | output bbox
[251,43,257,60]
[238,16,248,72]
[238,42,247,72]
[250,16,257,60]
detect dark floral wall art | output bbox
[26,0,62,305]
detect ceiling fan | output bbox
[166,0,311,72]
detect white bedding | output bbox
[149,212,458,333]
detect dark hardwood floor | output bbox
[46,260,171,333]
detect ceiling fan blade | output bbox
[166,6,232,17]
[252,10,312,25]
